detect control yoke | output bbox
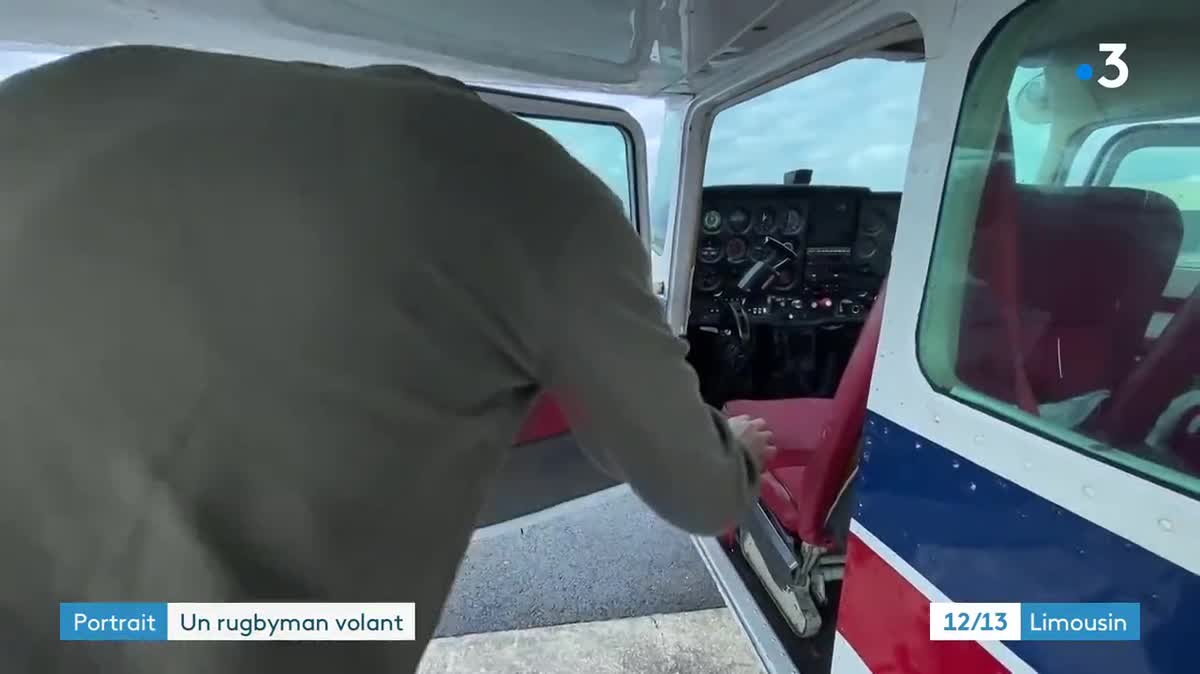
[724,237,799,345]
[736,237,799,292]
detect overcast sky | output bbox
[706,58,922,189]
[0,50,65,79]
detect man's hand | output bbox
[727,415,777,468]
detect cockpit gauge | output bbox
[754,208,777,235]
[860,205,886,235]
[698,237,724,264]
[749,243,776,263]
[702,210,723,234]
[694,268,722,293]
[725,237,748,263]
[782,207,807,235]
[727,208,751,234]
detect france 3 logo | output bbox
[1076,43,1128,89]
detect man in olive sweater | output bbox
[0,46,773,673]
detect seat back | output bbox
[792,281,887,545]
[958,186,1183,406]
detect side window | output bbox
[522,117,634,222]
[1111,145,1200,184]
[918,0,1200,495]
[1105,143,1200,283]
[1063,124,1200,327]
[704,57,925,190]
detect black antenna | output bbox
[784,169,812,185]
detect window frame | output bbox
[475,88,651,253]
[1089,123,1200,306]
[664,19,925,334]
[518,113,637,223]
[1084,123,1200,187]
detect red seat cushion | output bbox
[759,468,803,533]
[724,398,833,469]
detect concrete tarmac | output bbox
[420,608,764,674]
[436,485,725,637]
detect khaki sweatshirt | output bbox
[0,46,759,673]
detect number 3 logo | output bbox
[1098,43,1128,89]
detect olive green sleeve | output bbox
[540,188,761,535]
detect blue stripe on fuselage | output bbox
[856,412,1198,674]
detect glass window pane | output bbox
[704,58,924,191]
[523,117,633,222]
[917,0,1200,497]
[1110,145,1200,266]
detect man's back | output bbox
[0,47,759,673]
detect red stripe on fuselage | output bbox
[838,532,1007,673]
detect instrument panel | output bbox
[689,185,899,328]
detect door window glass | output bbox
[917,0,1200,496]
[524,117,633,222]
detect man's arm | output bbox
[539,189,764,535]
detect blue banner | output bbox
[60,603,168,641]
[1021,602,1140,641]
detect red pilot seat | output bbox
[958,186,1183,411]
[954,183,1187,481]
[724,281,887,549]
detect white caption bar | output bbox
[167,603,415,641]
[930,602,1021,641]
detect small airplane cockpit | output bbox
[685,178,895,406]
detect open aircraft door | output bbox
[676,0,1200,672]
[466,89,655,529]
